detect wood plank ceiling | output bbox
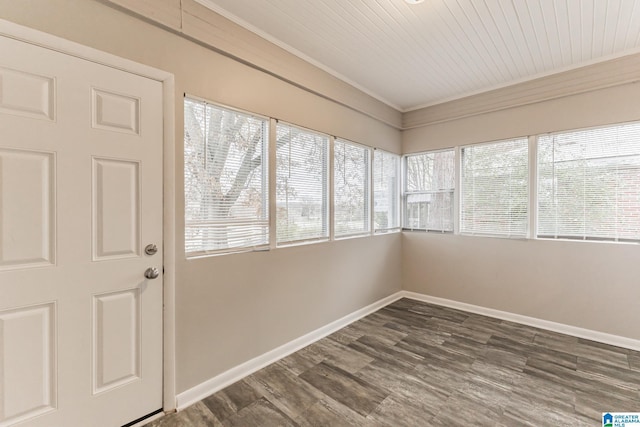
[196,0,640,112]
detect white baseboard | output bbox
[176,289,640,411]
[401,291,640,352]
[175,291,404,410]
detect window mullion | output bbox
[329,136,335,241]
[268,118,277,249]
[528,135,537,239]
[401,155,407,229]
[454,146,461,235]
[368,148,374,235]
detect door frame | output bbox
[0,19,177,413]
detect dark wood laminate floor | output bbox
[148,299,640,426]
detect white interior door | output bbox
[0,35,164,427]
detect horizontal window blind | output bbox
[334,139,370,237]
[276,123,329,245]
[184,98,269,255]
[461,138,528,237]
[538,122,640,242]
[404,150,455,231]
[373,150,400,232]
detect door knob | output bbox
[144,267,160,279]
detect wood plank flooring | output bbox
[148,298,640,426]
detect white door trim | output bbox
[0,18,177,413]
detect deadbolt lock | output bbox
[145,244,158,256]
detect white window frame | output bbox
[184,96,270,257]
[184,97,399,254]
[399,122,640,246]
[333,138,372,239]
[535,121,640,244]
[274,121,330,247]
[402,148,456,233]
[373,149,401,234]
[459,137,529,239]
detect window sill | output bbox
[276,238,330,249]
[186,245,269,259]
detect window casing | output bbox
[461,138,529,238]
[537,122,640,242]
[403,150,455,232]
[184,98,269,255]
[334,139,371,238]
[373,150,401,233]
[275,123,329,245]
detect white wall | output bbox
[403,82,640,340]
[0,0,403,393]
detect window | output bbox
[404,150,455,231]
[334,139,370,237]
[184,98,269,255]
[461,138,528,237]
[373,150,400,233]
[276,123,329,245]
[538,122,640,242]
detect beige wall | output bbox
[403,82,640,340]
[0,0,402,393]
[6,0,639,398]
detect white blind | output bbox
[404,150,455,231]
[461,138,528,237]
[373,150,400,232]
[334,139,370,237]
[184,98,269,255]
[538,122,640,242]
[276,123,329,245]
